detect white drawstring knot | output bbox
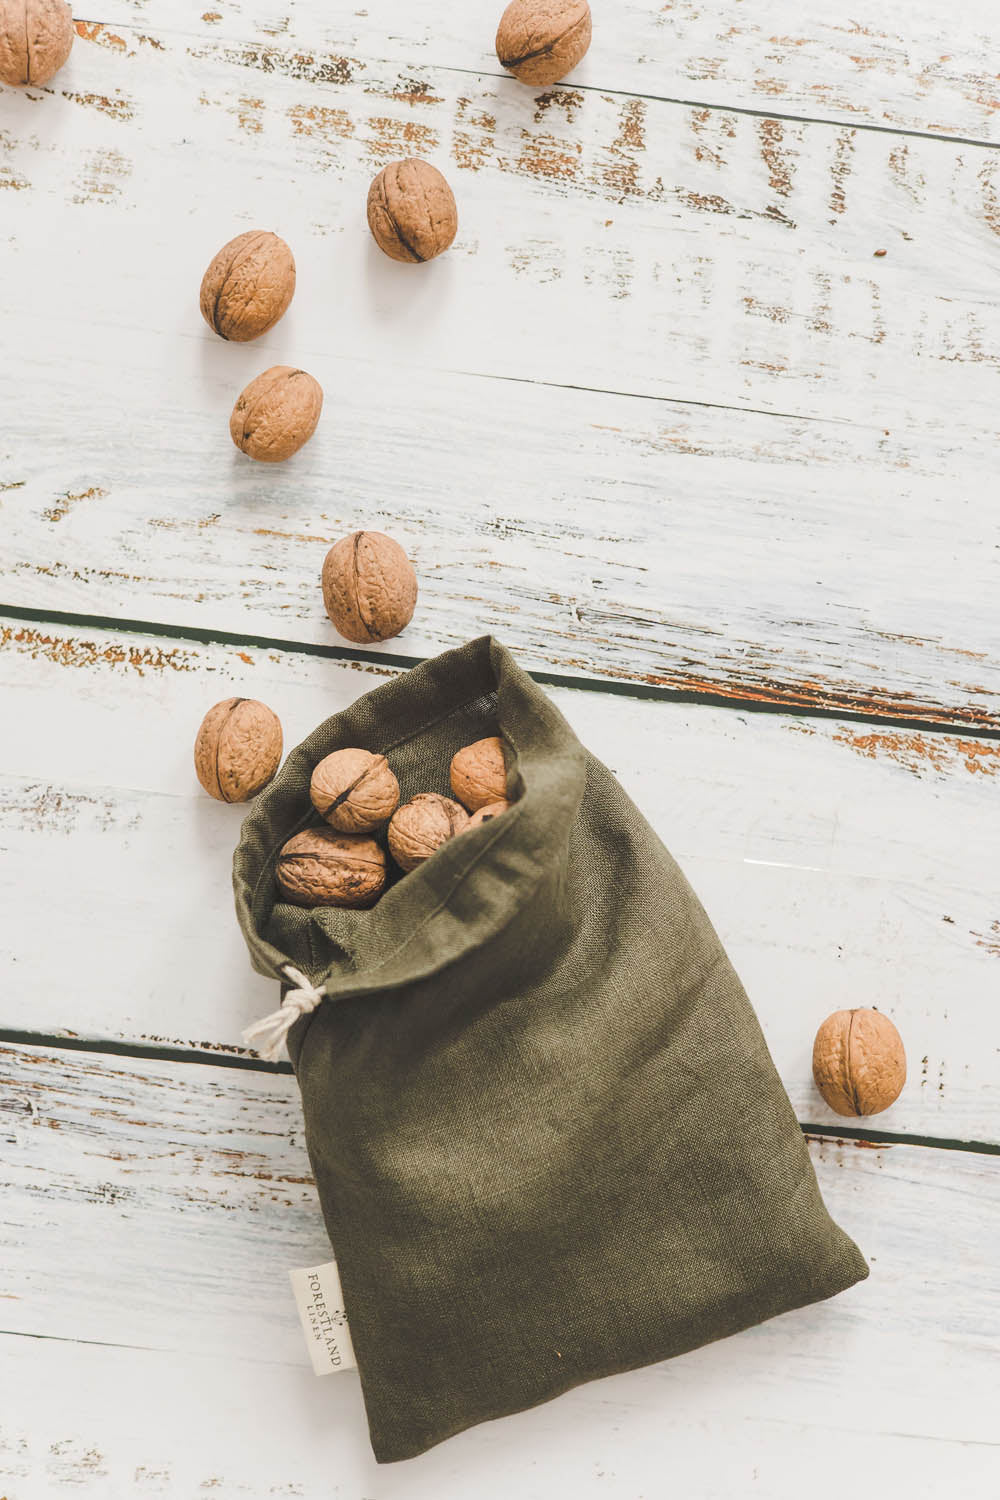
[243,964,326,1062]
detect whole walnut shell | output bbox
[200,230,296,343]
[276,827,386,908]
[812,1008,907,1117]
[450,737,509,812]
[194,698,283,803]
[310,747,400,833]
[367,158,458,264]
[0,0,73,86]
[230,365,323,463]
[469,799,512,828]
[496,0,591,86]
[322,531,418,644]
[388,794,470,873]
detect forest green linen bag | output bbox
[233,635,868,1463]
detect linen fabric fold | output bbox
[233,635,868,1463]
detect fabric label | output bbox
[289,1260,358,1375]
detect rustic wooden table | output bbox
[2,0,999,1493]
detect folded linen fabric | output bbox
[233,635,868,1462]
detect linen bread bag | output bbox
[233,635,868,1463]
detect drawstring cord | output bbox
[243,965,326,1062]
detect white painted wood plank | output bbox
[68,0,1000,141]
[2,1043,998,1464]
[1,5,996,1490]
[1,619,997,1142]
[4,351,998,724]
[2,24,998,716]
[2,1335,998,1498]
[2,21,998,428]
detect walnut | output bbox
[388,794,470,873]
[322,531,418,643]
[194,698,283,803]
[496,0,591,86]
[310,748,400,833]
[230,365,323,463]
[469,799,512,828]
[0,0,73,85]
[275,827,386,908]
[450,736,508,812]
[812,1009,907,1117]
[367,158,458,263]
[200,231,295,343]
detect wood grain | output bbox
[3,1336,997,1498]
[4,356,999,725]
[2,617,997,1142]
[2,1043,998,1457]
[1,1,998,1490]
[1,23,998,717]
[64,0,1000,140]
[4,19,1000,425]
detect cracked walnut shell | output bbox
[322,531,418,643]
[812,1008,906,1117]
[496,0,591,86]
[200,230,296,343]
[0,0,73,86]
[230,365,323,463]
[388,794,470,873]
[367,158,458,263]
[310,748,400,833]
[194,698,283,803]
[450,737,508,812]
[276,827,386,908]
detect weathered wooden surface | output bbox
[4,364,1000,725]
[3,1336,997,1499]
[2,0,999,1487]
[2,1043,998,1466]
[3,18,998,425]
[55,0,1000,140]
[1,21,999,719]
[2,617,998,1142]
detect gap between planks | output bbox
[3,604,999,741]
[4,1022,999,1161]
[450,366,863,427]
[381,64,1000,156]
